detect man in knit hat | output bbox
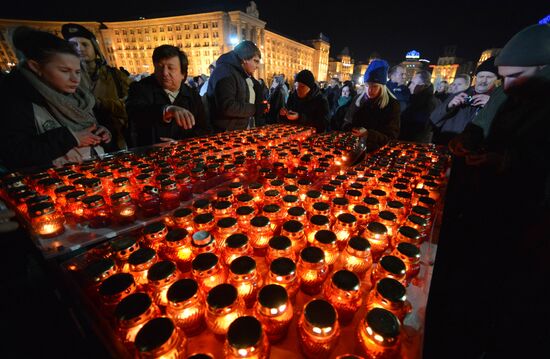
[425,24,550,359]
[62,23,131,150]
[430,56,500,145]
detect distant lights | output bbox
[539,14,550,24]
[229,36,239,45]
[406,50,420,59]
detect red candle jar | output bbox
[304,190,322,212]
[228,256,263,308]
[266,235,295,264]
[378,210,398,239]
[115,292,160,345]
[84,258,117,291]
[29,202,65,238]
[215,217,239,245]
[142,222,168,251]
[112,177,134,196]
[172,207,194,233]
[298,246,329,295]
[411,205,432,222]
[97,171,115,196]
[98,273,136,312]
[191,230,218,257]
[363,222,389,262]
[50,183,72,205]
[311,202,331,218]
[297,179,312,201]
[160,179,181,211]
[111,235,139,271]
[205,284,245,336]
[192,198,212,215]
[191,252,227,293]
[281,194,299,210]
[351,204,371,231]
[82,194,111,228]
[213,201,233,220]
[391,242,421,284]
[82,177,104,196]
[283,184,299,197]
[147,260,180,307]
[175,173,192,202]
[266,257,300,302]
[297,299,341,359]
[134,317,187,359]
[280,220,307,255]
[249,216,273,255]
[110,192,137,225]
[356,308,401,359]
[253,284,293,343]
[193,213,215,233]
[344,189,363,206]
[139,186,161,218]
[236,193,256,210]
[224,316,270,359]
[235,205,256,230]
[320,184,337,202]
[333,213,358,251]
[163,229,192,272]
[166,279,206,336]
[371,255,407,285]
[323,270,362,325]
[393,226,421,248]
[287,206,307,222]
[222,233,253,266]
[363,197,381,218]
[307,215,330,244]
[129,247,158,286]
[366,278,411,322]
[313,230,339,267]
[228,181,245,196]
[405,214,429,240]
[263,189,282,207]
[341,236,373,280]
[330,197,349,221]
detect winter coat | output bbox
[342,92,401,152]
[387,80,411,112]
[399,83,439,143]
[126,75,209,147]
[267,85,285,124]
[0,69,79,170]
[206,52,257,131]
[282,86,329,133]
[330,96,353,131]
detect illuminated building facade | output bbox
[328,47,354,82]
[400,50,430,82]
[0,1,329,83]
[477,48,500,66]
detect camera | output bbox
[463,95,475,105]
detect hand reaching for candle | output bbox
[164,105,195,130]
[352,127,368,137]
[93,125,112,144]
[73,124,102,146]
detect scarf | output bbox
[337,96,351,108]
[20,65,97,132]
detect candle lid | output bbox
[314,230,337,245]
[414,188,429,197]
[214,201,232,211]
[282,195,299,204]
[28,202,55,217]
[193,198,211,210]
[313,202,330,212]
[335,175,348,182]
[54,185,75,195]
[321,184,336,193]
[419,196,436,207]
[365,308,400,338]
[310,215,329,226]
[306,190,321,199]
[338,213,357,224]
[230,256,256,275]
[367,222,388,235]
[269,235,292,250]
[250,216,269,228]
[387,200,404,210]
[284,185,298,193]
[166,228,188,243]
[84,258,116,282]
[249,182,263,190]
[263,204,281,213]
[412,205,431,217]
[352,205,370,215]
[349,236,371,251]
[148,260,176,281]
[99,273,134,297]
[329,180,343,187]
[237,193,254,203]
[111,235,137,253]
[110,191,131,204]
[194,213,214,225]
[129,248,156,266]
[173,207,193,218]
[332,270,360,291]
[115,292,152,321]
[207,283,237,309]
[377,278,406,302]
[336,355,363,359]
[225,233,248,249]
[304,299,336,327]
[264,189,280,197]
[227,316,262,349]
[397,242,420,258]
[398,226,420,240]
[379,256,406,275]
[363,197,379,206]
[345,189,362,198]
[350,182,364,190]
[287,206,306,217]
[167,278,199,303]
[270,179,284,187]
[332,197,349,206]
[188,354,214,359]
[258,284,288,308]
[192,252,218,271]
[160,179,177,190]
[297,179,312,186]
[300,246,324,263]
[407,214,427,227]
[143,221,166,235]
[379,211,397,222]
[217,217,237,228]
[270,257,296,276]
[236,206,255,216]
[135,317,175,353]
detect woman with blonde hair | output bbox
[342,59,400,151]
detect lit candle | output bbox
[110,192,137,225]
[29,202,65,238]
[115,292,160,346]
[215,217,239,245]
[205,284,245,336]
[191,252,227,293]
[297,299,341,359]
[228,256,263,308]
[98,273,136,313]
[193,213,215,233]
[362,222,389,262]
[356,308,401,359]
[253,284,293,343]
[323,270,362,325]
[147,260,180,308]
[298,246,329,295]
[313,230,339,267]
[142,221,168,251]
[166,278,206,336]
[266,257,300,302]
[249,216,273,255]
[224,316,270,359]
[134,317,187,358]
[266,235,296,264]
[371,255,407,285]
[172,207,194,234]
[163,229,193,272]
[307,215,330,244]
[341,236,373,280]
[280,220,307,255]
[333,213,358,251]
[366,278,411,322]
[391,242,421,284]
[128,247,158,286]
[110,235,139,271]
[191,230,218,257]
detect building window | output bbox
[177,43,182,48]
[212,32,218,38]
[194,42,200,47]
[204,50,209,56]
[117,38,121,43]
[176,25,181,31]
[154,36,158,41]
[115,30,119,35]
[160,27,164,32]
[212,41,218,47]
[194,33,200,39]
[129,30,134,34]
[184,24,190,30]
[122,30,127,35]
[161,36,165,41]
[203,42,209,47]
[193,24,199,29]
[185,43,191,48]
[195,51,200,56]
[203,23,208,29]
[177,34,182,40]
[144,28,149,34]
[212,22,218,28]
[168,35,173,41]
[185,34,190,39]
[137,29,142,34]
[152,28,156,33]
[167,26,172,31]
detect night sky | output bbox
[3,0,549,65]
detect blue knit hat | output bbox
[364,59,389,85]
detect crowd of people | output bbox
[0,21,548,357]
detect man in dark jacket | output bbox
[430,57,499,145]
[206,41,267,132]
[126,45,209,147]
[386,65,410,112]
[280,69,329,133]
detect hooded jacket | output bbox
[206,51,258,131]
[282,86,329,133]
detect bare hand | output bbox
[448,136,471,157]
[165,105,196,130]
[352,127,368,137]
[279,107,288,116]
[159,137,176,142]
[74,124,102,146]
[64,148,84,164]
[94,125,112,143]
[471,94,490,107]
[448,93,468,109]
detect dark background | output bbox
[3,0,549,64]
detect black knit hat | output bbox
[295,69,316,89]
[495,24,550,66]
[475,56,498,76]
[61,23,96,41]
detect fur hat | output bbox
[364,59,389,85]
[495,24,550,66]
[475,56,498,75]
[295,69,316,89]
